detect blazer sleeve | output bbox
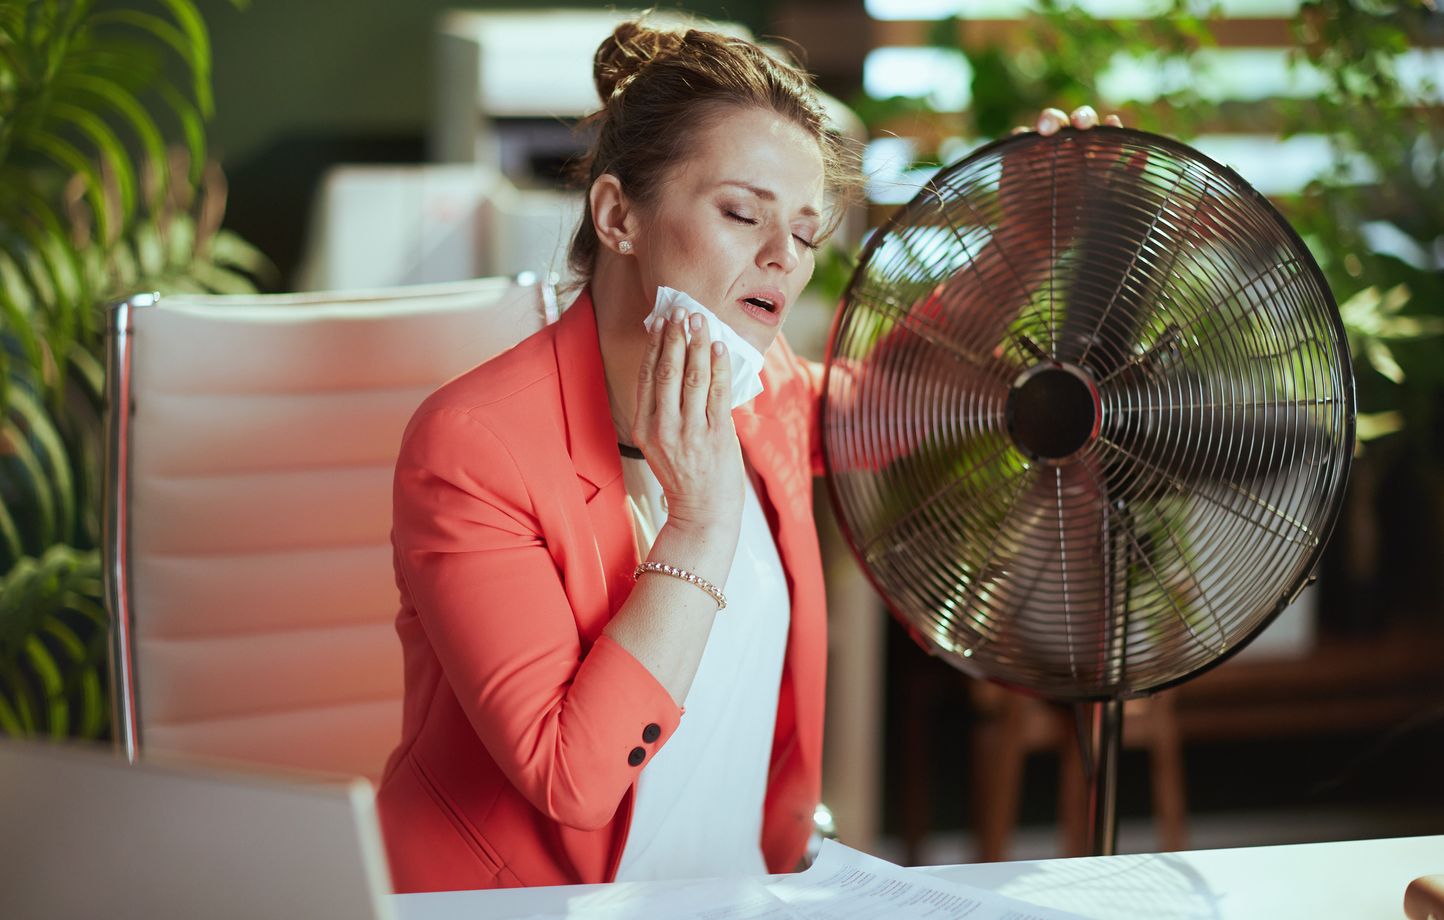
[392,407,682,831]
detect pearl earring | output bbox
[618,239,632,254]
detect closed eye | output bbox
[726,209,819,253]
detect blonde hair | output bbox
[567,20,860,280]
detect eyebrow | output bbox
[720,180,821,220]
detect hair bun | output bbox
[593,20,686,101]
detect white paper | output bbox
[527,876,807,919]
[453,842,1086,920]
[644,286,766,408]
[766,840,1090,920]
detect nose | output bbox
[757,225,800,274]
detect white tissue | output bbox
[643,286,765,408]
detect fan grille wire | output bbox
[822,128,1353,700]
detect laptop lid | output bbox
[0,740,396,920]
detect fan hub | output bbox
[1006,363,1101,464]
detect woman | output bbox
[376,19,1116,893]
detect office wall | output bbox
[196,0,771,284]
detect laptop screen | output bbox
[0,740,395,920]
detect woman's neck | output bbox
[590,254,652,446]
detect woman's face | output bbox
[632,106,826,354]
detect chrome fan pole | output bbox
[1085,697,1124,855]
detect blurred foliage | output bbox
[850,0,1444,453]
[1280,1,1444,451]
[0,0,267,739]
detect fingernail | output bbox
[1038,115,1060,135]
[671,306,686,323]
[712,341,726,356]
[689,313,702,332]
[643,316,655,334]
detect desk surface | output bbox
[393,834,1444,919]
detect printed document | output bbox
[501,840,1087,919]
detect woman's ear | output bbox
[589,174,638,255]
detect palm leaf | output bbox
[54,70,168,207]
[26,131,117,244]
[0,546,106,740]
[8,386,76,544]
[153,0,212,117]
[0,414,58,550]
[49,101,137,226]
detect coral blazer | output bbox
[376,288,828,893]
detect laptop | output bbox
[0,739,396,920]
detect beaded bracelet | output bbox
[633,561,727,610]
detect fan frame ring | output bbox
[819,125,1357,701]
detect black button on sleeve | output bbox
[628,746,646,767]
[642,723,661,743]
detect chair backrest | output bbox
[104,275,560,782]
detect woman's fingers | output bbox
[633,310,664,439]
[1036,107,1068,136]
[1025,106,1122,137]
[706,340,732,428]
[652,306,688,429]
[680,312,712,431]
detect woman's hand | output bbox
[632,306,745,532]
[1013,104,1123,136]
[999,104,1134,233]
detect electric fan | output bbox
[821,127,1354,855]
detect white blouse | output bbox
[612,454,791,881]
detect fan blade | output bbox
[974,459,1116,689]
[827,332,1012,474]
[1053,150,1175,375]
[978,141,1076,358]
[1103,369,1331,488]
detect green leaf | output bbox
[1363,338,1405,384]
[8,387,76,544]
[210,229,274,278]
[55,71,168,208]
[67,346,103,402]
[0,493,24,570]
[0,692,23,736]
[27,131,117,244]
[63,591,108,631]
[159,85,206,182]
[24,634,65,735]
[49,101,137,227]
[2,669,35,734]
[1356,411,1405,442]
[132,221,164,278]
[78,667,104,738]
[41,615,85,660]
[153,0,212,118]
[0,413,57,550]
[87,9,197,83]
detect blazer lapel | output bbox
[553,290,638,630]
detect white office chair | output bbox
[103,274,560,782]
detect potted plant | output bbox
[0,0,266,739]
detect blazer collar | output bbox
[554,288,623,492]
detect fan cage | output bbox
[821,127,1354,701]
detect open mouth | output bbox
[743,296,777,313]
